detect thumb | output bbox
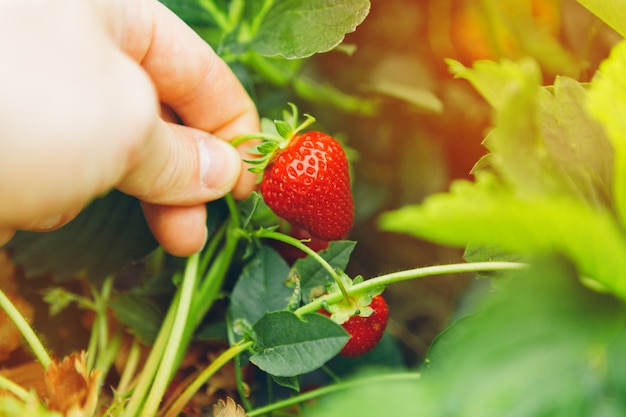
[117,121,243,206]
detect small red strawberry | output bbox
[260,130,353,241]
[319,293,389,357]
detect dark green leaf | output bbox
[250,0,371,59]
[271,375,300,391]
[294,241,356,303]
[109,292,166,345]
[6,191,158,285]
[159,0,226,27]
[230,246,293,326]
[250,311,348,377]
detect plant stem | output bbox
[247,372,422,416]
[0,288,51,369]
[122,282,179,417]
[162,340,254,417]
[0,374,30,402]
[117,337,142,395]
[139,253,200,417]
[296,261,527,316]
[259,230,351,301]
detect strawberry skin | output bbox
[320,294,389,357]
[260,131,354,241]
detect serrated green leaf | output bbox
[538,76,614,209]
[6,191,158,284]
[577,0,626,38]
[250,0,370,59]
[294,241,356,303]
[250,311,348,377]
[448,58,542,111]
[588,40,626,229]
[379,176,626,300]
[230,246,293,327]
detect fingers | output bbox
[113,0,260,199]
[117,122,243,205]
[141,202,208,257]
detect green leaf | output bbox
[6,191,158,284]
[250,0,371,59]
[230,246,293,326]
[249,311,348,377]
[294,241,356,303]
[577,0,626,38]
[307,258,626,417]
[109,293,166,345]
[448,58,542,111]
[588,40,626,229]
[450,59,613,208]
[424,257,626,416]
[159,0,223,27]
[378,176,626,300]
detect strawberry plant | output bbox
[2,1,626,417]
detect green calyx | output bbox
[322,274,384,325]
[233,103,317,173]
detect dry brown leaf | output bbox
[45,351,99,417]
[213,397,249,417]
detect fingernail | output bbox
[197,134,241,196]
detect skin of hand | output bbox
[0,0,260,256]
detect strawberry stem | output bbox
[295,261,527,316]
[258,230,351,302]
[161,339,254,417]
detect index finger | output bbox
[109,0,259,195]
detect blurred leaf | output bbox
[450,58,613,208]
[588,40,626,228]
[158,0,223,27]
[306,258,626,417]
[379,176,626,300]
[577,0,626,38]
[539,76,614,208]
[230,245,293,326]
[250,0,370,58]
[6,191,158,285]
[109,293,166,345]
[250,311,348,377]
[367,79,442,113]
[294,241,356,303]
[424,257,626,416]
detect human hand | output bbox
[0,0,259,256]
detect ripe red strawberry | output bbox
[319,294,389,357]
[260,130,354,241]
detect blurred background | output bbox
[288,0,621,365]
